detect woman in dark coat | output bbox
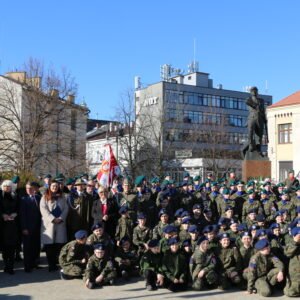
[0,180,20,274]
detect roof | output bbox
[269,90,300,108]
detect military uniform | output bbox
[140,248,163,290]
[133,225,152,256]
[59,240,90,278]
[215,243,242,289]
[152,221,169,240]
[114,246,139,276]
[247,250,284,296]
[161,249,188,292]
[84,254,116,288]
[86,232,114,258]
[115,216,134,243]
[242,199,262,223]
[190,248,218,290]
[283,235,300,296]
[119,192,138,222]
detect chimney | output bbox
[26,76,41,89]
[67,94,75,103]
[50,89,59,98]
[5,71,26,83]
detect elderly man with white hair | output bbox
[0,180,20,274]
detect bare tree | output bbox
[0,58,87,178]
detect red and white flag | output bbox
[97,144,121,187]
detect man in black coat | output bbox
[20,182,42,272]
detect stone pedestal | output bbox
[242,159,271,182]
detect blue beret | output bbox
[269,223,280,230]
[250,225,259,231]
[188,225,199,233]
[241,231,251,238]
[256,214,266,222]
[291,227,300,237]
[181,211,190,218]
[137,212,146,219]
[91,223,103,231]
[94,243,105,250]
[120,236,130,245]
[275,210,285,217]
[197,235,208,245]
[181,217,191,224]
[158,208,168,217]
[203,208,212,214]
[168,237,179,246]
[219,233,230,240]
[175,208,184,217]
[163,225,177,234]
[229,218,238,225]
[218,217,229,226]
[255,229,267,238]
[237,223,247,231]
[225,206,234,212]
[202,225,217,234]
[75,230,87,240]
[182,239,191,247]
[148,239,159,248]
[255,238,269,250]
[193,203,202,210]
[119,206,128,214]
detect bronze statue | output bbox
[242,86,268,158]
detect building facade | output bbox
[267,91,300,181]
[0,71,88,177]
[135,68,272,178]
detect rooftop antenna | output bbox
[188,38,199,73]
[265,80,269,94]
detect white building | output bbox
[0,71,88,177]
[86,122,132,175]
[267,91,300,181]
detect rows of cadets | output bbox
[0,170,300,296]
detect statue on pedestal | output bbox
[242,87,269,159]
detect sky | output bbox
[1,0,300,120]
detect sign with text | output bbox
[175,149,192,158]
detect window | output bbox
[70,139,76,159]
[278,123,292,144]
[71,110,77,131]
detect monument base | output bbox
[242,159,271,182]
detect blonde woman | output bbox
[0,180,20,274]
[40,181,69,271]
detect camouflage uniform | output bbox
[132,225,152,256]
[84,254,116,288]
[86,232,114,258]
[190,248,218,290]
[215,245,242,289]
[283,239,300,297]
[247,252,284,296]
[59,240,90,277]
[115,216,134,243]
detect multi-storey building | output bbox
[135,67,272,179]
[0,71,88,177]
[267,91,300,181]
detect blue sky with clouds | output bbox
[1,0,300,120]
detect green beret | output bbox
[11,175,20,184]
[277,182,285,188]
[135,175,146,187]
[194,175,201,181]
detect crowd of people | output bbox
[0,169,300,297]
